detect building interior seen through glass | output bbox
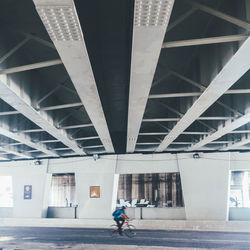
[0,176,13,207]
[117,173,184,208]
[230,171,250,207]
[49,173,76,207]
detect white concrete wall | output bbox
[48,155,118,219]
[116,154,179,174]
[178,153,231,220]
[142,207,186,220]
[0,152,249,220]
[0,160,49,218]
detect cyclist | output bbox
[112,206,129,235]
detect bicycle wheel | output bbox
[109,225,118,237]
[124,225,136,238]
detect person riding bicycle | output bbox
[112,206,129,235]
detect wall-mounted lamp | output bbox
[93,154,99,161]
[34,160,41,165]
[193,153,200,159]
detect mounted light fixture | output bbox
[193,153,200,159]
[93,154,99,161]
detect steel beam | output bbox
[126,0,175,153]
[83,145,104,149]
[230,130,250,134]
[39,102,82,111]
[0,127,58,157]
[156,37,250,152]
[54,148,70,151]
[162,35,248,48]
[139,131,210,135]
[24,33,55,49]
[0,74,84,155]
[149,89,250,99]
[33,0,114,153]
[188,113,250,151]
[167,7,197,32]
[151,72,171,88]
[143,117,233,122]
[155,100,216,132]
[223,137,250,150]
[73,136,99,141]
[0,37,30,64]
[143,118,179,122]
[59,124,92,130]
[16,129,44,133]
[169,69,243,116]
[0,146,33,159]
[149,92,201,99]
[38,139,60,143]
[0,110,20,116]
[186,0,250,31]
[0,59,62,75]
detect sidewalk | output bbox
[1,218,250,232]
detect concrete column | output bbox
[178,153,230,220]
[75,157,118,219]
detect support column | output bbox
[178,153,230,220]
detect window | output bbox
[0,176,13,207]
[117,173,184,208]
[230,171,250,207]
[49,173,76,207]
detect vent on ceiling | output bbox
[36,6,83,41]
[134,0,174,27]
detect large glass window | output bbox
[117,173,184,208]
[230,171,250,207]
[49,173,76,207]
[0,176,13,207]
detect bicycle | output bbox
[109,220,136,238]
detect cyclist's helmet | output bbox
[122,206,126,210]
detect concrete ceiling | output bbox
[0,0,249,160]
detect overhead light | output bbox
[36,6,82,41]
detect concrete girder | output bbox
[0,74,84,155]
[33,0,114,153]
[0,127,58,157]
[126,0,175,153]
[156,37,250,152]
[188,113,250,151]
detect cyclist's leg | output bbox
[117,218,124,235]
[114,219,119,232]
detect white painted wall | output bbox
[116,154,179,174]
[47,155,118,219]
[0,152,249,220]
[178,153,231,220]
[0,160,49,218]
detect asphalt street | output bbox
[0,227,250,249]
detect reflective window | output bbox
[117,173,184,208]
[49,173,76,207]
[0,176,13,207]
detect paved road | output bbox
[0,227,250,249]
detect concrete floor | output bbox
[0,227,250,249]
